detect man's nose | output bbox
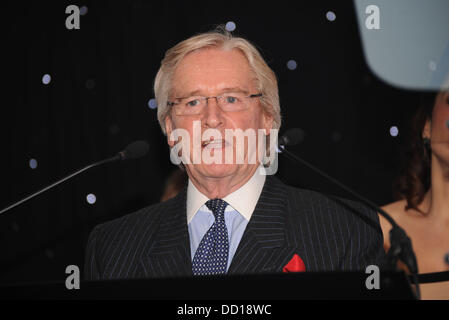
[202,97,224,128]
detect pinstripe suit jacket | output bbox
[84,175,386,280]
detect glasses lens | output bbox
[219,93,247,111]
[175,96,205,115]
[173,92,257,115]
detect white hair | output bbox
[153,27,281,134]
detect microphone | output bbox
[278,128,420,298]
[112,140,150,161]
[278,128,303,147]
[0,140,149,216]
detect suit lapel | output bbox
[140,187,192,278]
[228,175,299,274]
[140,175,302,278]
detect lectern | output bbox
[0,271,416,300]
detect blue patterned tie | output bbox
[192,199,229,275]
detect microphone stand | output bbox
[0,155,120,216]
[0,140,150,216]
[279,144,421,299]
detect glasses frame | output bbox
[167,93,262,115]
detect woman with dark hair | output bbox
[160,168,188,202]
[380,90,449,299]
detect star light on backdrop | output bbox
[389,126,399,137]
[86,193,97,205]
[287,60,298,70]
[42,74,51,85]
[29,159,38,169]
[80,6,88,16]
[225,21,236,32]
[148,98,157,109]
[326,11,336,22]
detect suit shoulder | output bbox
[95,201,163,232]
[89,195,181,243]
[284,183,380,227]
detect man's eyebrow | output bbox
[219,87,249,94]
[176,87,249,98]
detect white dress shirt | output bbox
[187,166,266,270]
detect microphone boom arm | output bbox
[279,144,420,298]
[0,156,118,216]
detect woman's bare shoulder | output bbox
[381,199,408,218]
[379,200,408,248]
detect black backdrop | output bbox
[1,0,420,284]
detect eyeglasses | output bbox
[167,92,262,116]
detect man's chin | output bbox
[188,163,243,179]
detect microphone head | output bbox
[120,140,149,160]
[279,128,304,147]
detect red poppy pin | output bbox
[283,254,306,273]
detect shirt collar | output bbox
[187,166,266,223]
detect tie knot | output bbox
[205,198,228,220]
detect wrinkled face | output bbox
[165,47,273,182]
[423,90,449,167]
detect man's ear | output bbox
[422,119,431,139]
[165,116,175,147]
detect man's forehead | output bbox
[174,86,250,98]
[171,48,256,96]
[180,46,247,64]
[174,48,250,76]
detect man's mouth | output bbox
[202,139,227,149]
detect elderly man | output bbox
[84,28,385,279]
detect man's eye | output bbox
[186,99,200,107]
[225,96,238,103]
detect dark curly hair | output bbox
[392,92,437,214]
